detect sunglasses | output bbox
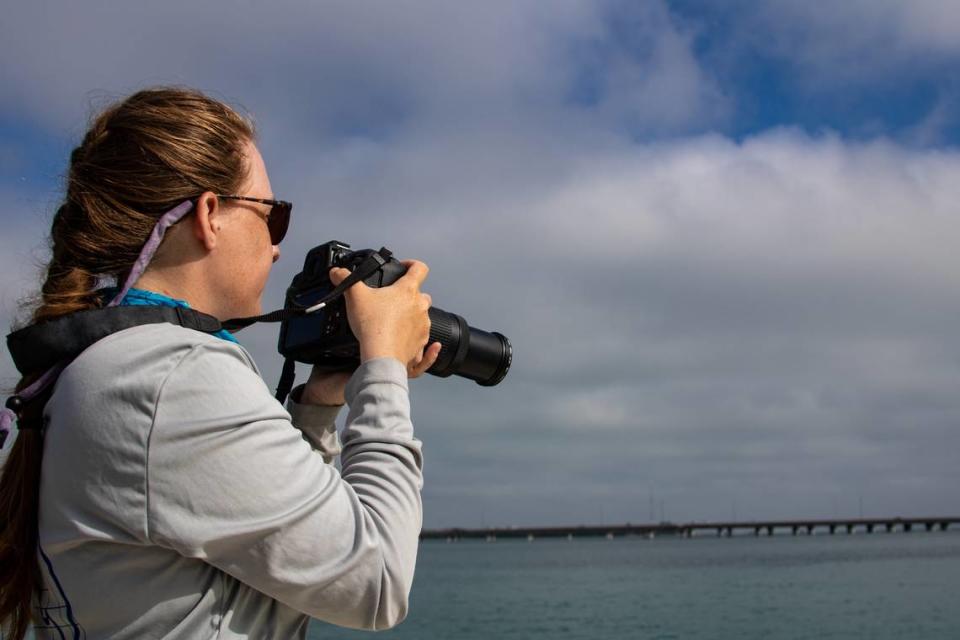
[215,194,292,245]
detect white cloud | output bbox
[0,0,729,142]
[526,131,960,286]
[570,2,732,135]
[0,1,600,128]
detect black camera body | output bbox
[278,241,511,386]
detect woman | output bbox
[0,87,439,639]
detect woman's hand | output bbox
[329,259,442,378]
[299,340,441,405]
[300,370,352,406]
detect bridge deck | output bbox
[421,517,960,540]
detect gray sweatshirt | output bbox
[32,323,423,639]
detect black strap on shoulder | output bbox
[6,306,222,376]
[6,248,395,401]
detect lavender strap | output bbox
[108,200,195,307]
[0,410,14,446]
[1,200,194,448]
[0,362,66,446]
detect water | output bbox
[309,531,960,639]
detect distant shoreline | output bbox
[421,516,960,541]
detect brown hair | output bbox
[0,87,254,638]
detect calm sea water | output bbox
[309,531,960,639]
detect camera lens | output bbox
[427,307,512,386]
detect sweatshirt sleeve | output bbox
[145,341,423,630]
[286,385,343,463]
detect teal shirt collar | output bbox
[103,287,239,344]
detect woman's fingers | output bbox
[409,342,442,379]
[399,260,429,288]
[328,267,371,299]
[326,259,434,370]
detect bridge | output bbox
[420,516,960,541]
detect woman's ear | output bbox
[192,192,222,251]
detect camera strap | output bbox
[222,248,393,404]
[2,306,223,448]
[7,306,222,376]
[1,248,395,447]
[221,248,392,332]
[1,196,394,446]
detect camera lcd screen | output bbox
[284,285,331,351]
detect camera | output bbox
[278,241,512,386]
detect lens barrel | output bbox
[426,307,512,386]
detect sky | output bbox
[1,0,959,529]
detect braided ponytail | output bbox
[0,87,254,639]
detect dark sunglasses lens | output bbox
[268,203,291,244]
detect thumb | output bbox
[328,267,370,300]
[328,267,351,286]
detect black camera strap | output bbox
[3,306,224,448]
[7,306,223,376]
[2,248,395,446]
[229,249,392,403]
[222,248,392,332]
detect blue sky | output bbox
[2,1,960,528]
[670,1,960,144]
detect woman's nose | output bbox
[272,245,280,263]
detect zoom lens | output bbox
[426,307,512,386]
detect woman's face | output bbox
[215,141,281,317]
